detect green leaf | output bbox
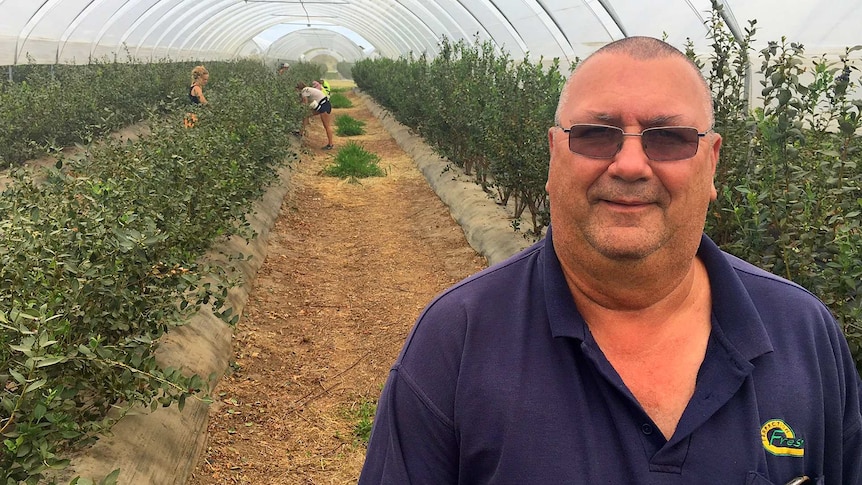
[9,370,25,384]
[35,356,66,368]
[100,468,121,485]
[24,378,47,394]
[33,403,47,421]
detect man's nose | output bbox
[607,135,652,180]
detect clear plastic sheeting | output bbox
[0,0,860,68]
[269,29,367,65]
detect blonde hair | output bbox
[191,65,209,84]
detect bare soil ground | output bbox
[186,85,487,484]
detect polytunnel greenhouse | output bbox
[3,1,862,69]
[2,1,862,485]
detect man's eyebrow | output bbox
[640,115,685,127]
[559,112,621,126]
[584,113,685,127]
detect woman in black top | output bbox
[189,65,209,105]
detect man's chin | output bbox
[588,230,662,261]
[598,247,654,261]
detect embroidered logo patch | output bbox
[760,419,805,457]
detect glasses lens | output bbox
[567,125,623,158]
[642,127,700,161]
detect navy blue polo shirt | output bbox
[359,228,862,484]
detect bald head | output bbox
[558,37,714,127]
[591,35,693,60]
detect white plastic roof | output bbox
[1,1,860,69]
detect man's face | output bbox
[546,52,721,263]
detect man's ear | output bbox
[547,127,563,193]
[708,133,722,201]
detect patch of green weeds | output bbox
[321,141,385,179]
[346,398,377,445]
[335,114,366,136]
[329,91,353,108]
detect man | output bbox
[358,37,862,484]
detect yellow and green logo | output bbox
[760,419,805,457]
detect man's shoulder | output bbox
[700,236,821,304]
[406,239,548,338]
[435,238,546,300]
[707,242,839,347]
[720,249,822,302]
[398,239,550,375]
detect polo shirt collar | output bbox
[542,227,773,362]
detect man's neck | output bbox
[563,252,699,314]
[565,256,714,439]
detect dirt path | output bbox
[187,85,487,484]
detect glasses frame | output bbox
[558,124,712,162]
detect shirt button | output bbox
[641,424,653,435]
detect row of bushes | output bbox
[0,59,313,483]
[0,60,185,166]
[352,1,862,370]
[0,58,328,168]
[353,39,562,235]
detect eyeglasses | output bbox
[559,124,711,162]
